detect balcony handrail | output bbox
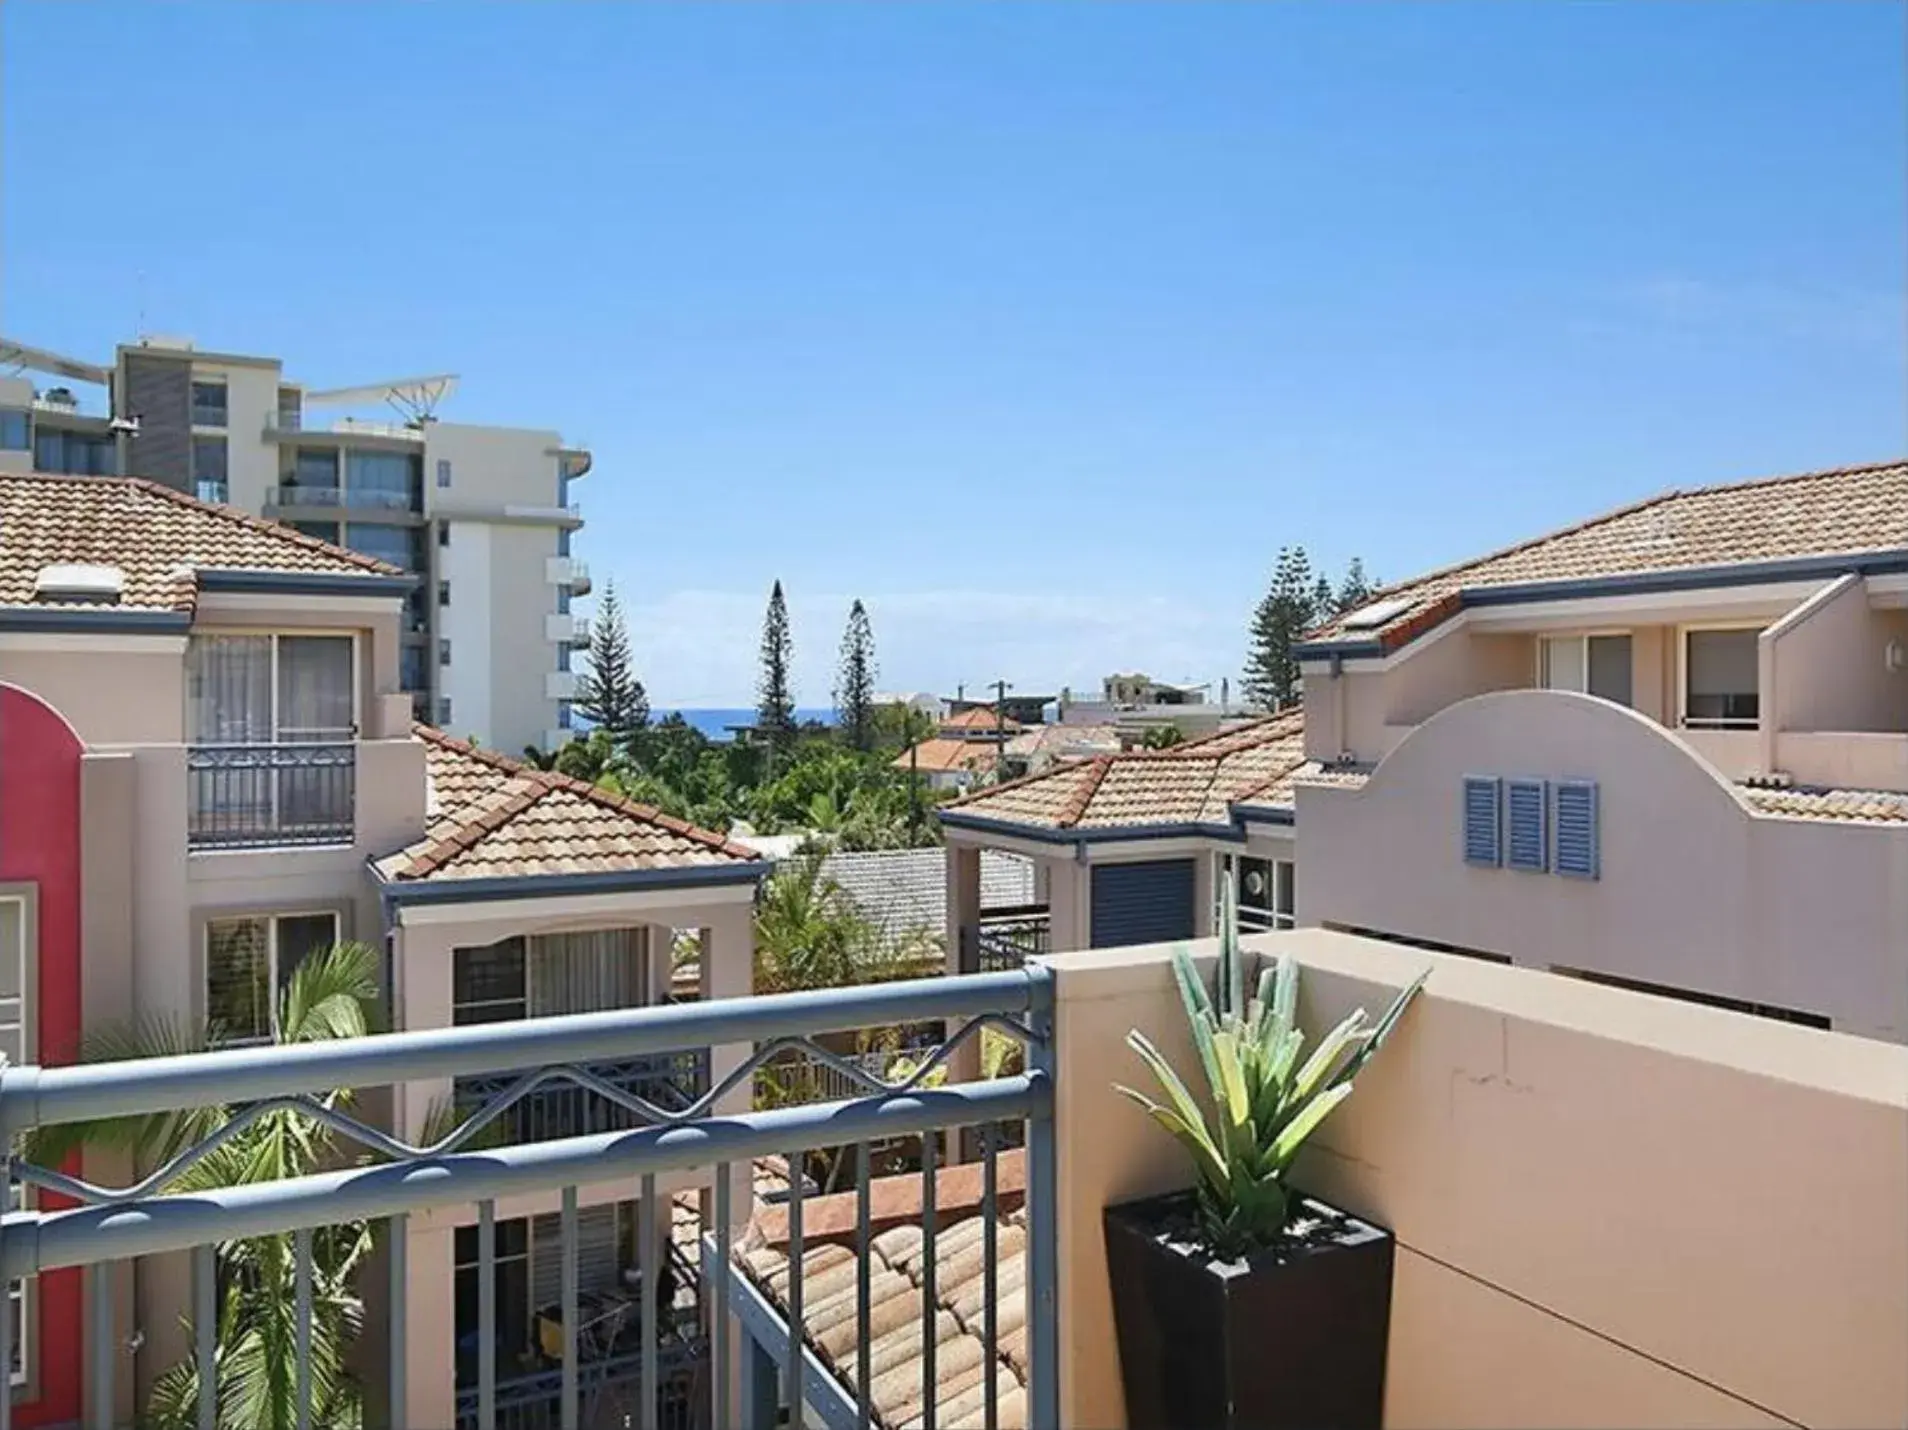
[0,1077,1041,1277]
[0,967,1044,1134]
[0,966,1057,1430]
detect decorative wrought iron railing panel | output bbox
[186,742,356,849]
[974,910,1051,972]
[0,969,1057,1430]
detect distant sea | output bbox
[658,708,836,741]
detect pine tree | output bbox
[757,580,796,749]
[1336,558,1375,616]
[1243,547,1315,711]
[1311,574,1337,626]
[833,600,878,752]
[574,580,649,740]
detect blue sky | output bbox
[3,3,1902,706]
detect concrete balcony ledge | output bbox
[1774,729,1908,792]
[1043,928,1908,1430]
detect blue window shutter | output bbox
[1462,777,1502,866]
[1554,780,1600,879]
[1505,779,1549,872]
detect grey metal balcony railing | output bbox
[266,484,417,512]
[973,908,1051,972]
[0,968,1058,1430]
[454,1049,710,1144]
[186,742,356,849]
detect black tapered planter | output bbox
[1104,1190,1394,1430]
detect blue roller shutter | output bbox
[1091,859,1196,948]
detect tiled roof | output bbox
[893,738,1002,775]
[1739,785,1908,825]
[0,472,400,612]
[735,1152,1031,1430]
[373,728,761,883]
[819,849,1037,948]
[943,713,1307,832]
[1002,723,1119,760]
[941,707,1022,733]
[1308,460,1908,651]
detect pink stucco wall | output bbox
[1297,689,1908,1041]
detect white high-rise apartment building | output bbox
[0,335,592,754]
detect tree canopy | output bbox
[1243,548,1377,710]
[757,580,796,751]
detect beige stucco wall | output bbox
[0,641,187,745]
[1045,930,1908,1430]
[1297,690,1908,1040]
[1769,577,1908,736]
[394,890,755,1428]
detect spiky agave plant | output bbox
[1115,876,1427,1258]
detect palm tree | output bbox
[28,943,383,1430]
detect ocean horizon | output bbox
[645,707,837,740]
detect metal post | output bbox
[855,1145,871,1430]
[388,1213,408,1430]
[194,1244,216,1430]
[294,1228,313,1430]
[785,1152,804,1428]
[561,1186,579,1430]
[712,1163,732,1430]
[639,1175,657,1430]
[87,1261,112,1430]
[1025,967,1060,1430]
[982,1122,999,1430]
[921,1130,938,1430]
[478,1200,496,1430]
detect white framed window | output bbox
[186,633,358,746]
[439,639,452,668]
[436,458,453,489]
[1539,633,1633,707]
[190,380,228,428]
[205,911,340,1045]
[1681,626,1760,729]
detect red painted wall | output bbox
[0,684,85,1429]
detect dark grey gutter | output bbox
[196,568,418,597]
[1295,547,1908,663]
[1230,804,1296,826]
[0,607,191,634]
[938,809,1246,848]
[377,859,773,909]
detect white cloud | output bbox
[619,586,1243,708]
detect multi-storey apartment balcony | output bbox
[266,483,423,518]
[546,670,580,701]
[185,631,363,851]
[544,555,592,595]
[1,941,1899,1430]
[186,740,357,849]
[545,612,592,645]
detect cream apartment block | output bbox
[939,459,1908,1042]
[0,335,594,755]
[0,472,762,1429]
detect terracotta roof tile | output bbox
[941,707,1022,733]
[374,728,761,883]
[735,1153,1031,1430]
[943,714,1308,833]
[893,738,1002,775]
[0,471,400,611]
[1310,460,1908,650]
[1740,785,1908,824]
